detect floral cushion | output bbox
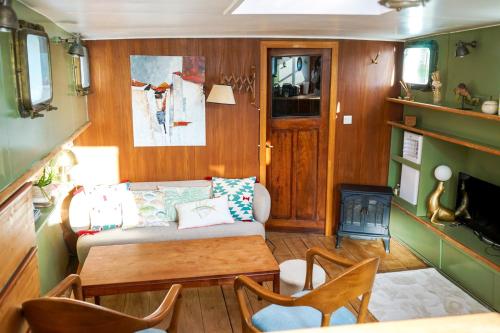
[85,183,129,230]
[212,177,256,221]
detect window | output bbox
[15,21,54,118]
[271,55,321,118]
[74,45,90,95]
[402,40,438,90]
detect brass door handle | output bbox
[266,144,274,149]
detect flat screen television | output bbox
[455,172,500,245]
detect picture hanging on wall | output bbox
[130,55,206,146]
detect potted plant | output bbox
[33,167,55,206]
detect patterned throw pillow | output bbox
[176,196,234,230]
[212,177,256,221]
[130,190,170,227]
[159,186,212,222]
[85,183,129,229]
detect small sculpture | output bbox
[431,71,442,104]
[427,165,469,225]
[399,81,413,101]
[453,83,480,110]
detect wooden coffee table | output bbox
[79,236,280,303]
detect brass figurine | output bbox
[427,165,470,225]
[431,71,442,104]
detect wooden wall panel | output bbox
[75,38,402,234]
[296,129,319,220]
[75,39,260,182]
[333,40,403,231]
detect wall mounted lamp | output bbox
[219,65,256,105]
[455,40,477,58]
[53,33,85,57]
[0,0,19,31]
[378,0,429,11]
[207,84,236,105]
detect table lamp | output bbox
[427,165,455,224]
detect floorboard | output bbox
[96,232,426,332]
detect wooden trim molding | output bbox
[0,121,91,206]
[259,41,339,236]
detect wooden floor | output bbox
[97,232,427,333]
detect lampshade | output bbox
[455,40,476,58]
[68,34,85,57]
[207,84,236,105]
[0,0,19,31]
[434,165,452,182]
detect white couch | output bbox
[70,180,271,263]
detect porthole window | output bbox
[402,40,438,90]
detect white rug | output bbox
[368,268,490,321]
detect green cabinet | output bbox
[390,208,440,266]
[391,206,500,311]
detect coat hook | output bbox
[370,51,381,64]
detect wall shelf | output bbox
[386,97,500,122]
[391,154,421,170]
[387,121,500,157]
[393,201,500,272]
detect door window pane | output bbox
[27,34,52,105]
[271,55,321,117]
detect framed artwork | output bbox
[130,55,206,146]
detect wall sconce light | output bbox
[219,65,256,105]
[0,0,19,31]
[207,84,236,105]
[455,40,477,58]
[53,33,85,57]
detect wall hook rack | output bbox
[370,51,381,64]
[220,65,256,105]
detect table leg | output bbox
[94,296,101,305]
[273,273,280,294]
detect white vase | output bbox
[481,101,498,115]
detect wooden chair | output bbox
[22,274,182,333]
[234,247,380,332]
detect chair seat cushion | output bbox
[251,290,356,332]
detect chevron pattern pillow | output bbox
[212,177,256,221]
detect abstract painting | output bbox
[130,55,206,146]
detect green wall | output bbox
[389,25,500,310]
[0,0,88,193]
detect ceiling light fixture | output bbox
[0,0,19,31]
[455,40,477,58]
[378,0,429,11]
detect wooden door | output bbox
[266,49,331,232]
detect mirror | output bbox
[271,55,321,117]
[73,45,90,95]
[15,20,55,118]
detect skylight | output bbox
[228,0,393,15]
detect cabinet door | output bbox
[340,194,364,232]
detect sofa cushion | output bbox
[159,185,212,221]
[176,196,234,229]
[76,221,265,263]
[212,177,256,221]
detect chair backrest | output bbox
[22,298,150,333]
[22,274,181,333]
[295,257,379,323]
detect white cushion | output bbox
[69,191,91,232]
[279,259,326,296]
[176,196,234,229]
